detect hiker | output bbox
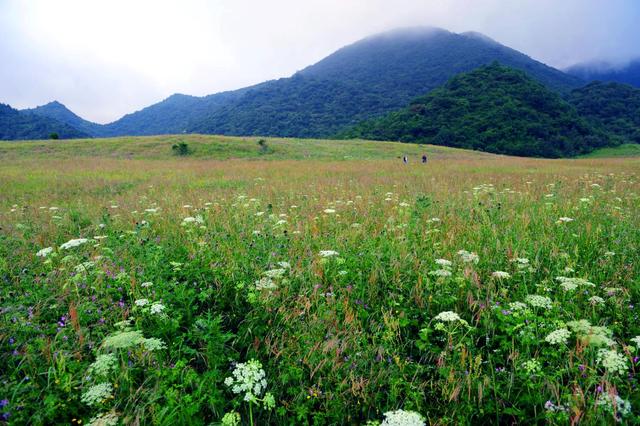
[422,154,427,163]
[403,156,408,164]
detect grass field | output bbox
[1,135,639,425]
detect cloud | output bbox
[1,0,639,122]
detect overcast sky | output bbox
[1,0,639,123]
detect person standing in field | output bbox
[422,154,427,163]
[403,155,408,164]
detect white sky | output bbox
[1,0,639,123]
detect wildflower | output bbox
[88,354,117,377]
[323,209,336,214]
[135,299,149,307]
[255,277,277,290]
[102,330,145,349]
[597,349,628,375]
[221,411,241,426]
[521,359,541,376]
[492,271,511,279]
[435,259,452,267]
[319,250,339,258]
[567,320,614,347]
[150,302,165,315]
[545,328,571,345]
[88,411,119,426]
[263,268,286,279]
[141,281,153,288]
[36,247,54,257]
[457,250,479,264]
[60,238,89,250]
[525,295,553,310]
[380,409,425,426]
[433,311,465,323]
[429,269,452,278]
[508,301,528,311]
[557,217,574,223]
[630,336,640,348]
[544,401,569,413]
[224,359,270,403]
[596,393,632,420]
[589,296,605,306]
[277,261,291,269]
[555,276,595,291]
[142,337,166,351]
[81,382,113,406]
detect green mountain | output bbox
[341,63,611,158]
[25,101,102,136]
[568,81,640,144]
[17,27,582,140]
[190,27,583,137]
[0,103,89,140]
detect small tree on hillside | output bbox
[172,142,190,156]
[49,132,59,140]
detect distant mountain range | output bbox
[2,26,639,158]
[7,27,584,140]
[565,59,640,88]
[340,63,611,158]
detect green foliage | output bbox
[49,132,59,140]
[171,142,191,156]
[568,81,640,144]
[342,63,611,158]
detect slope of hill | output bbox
[568,81,640,143]
[190,27,583,138]
[566,59,640,87]
[0,103,89,140]
[341,63,611,158]
[25,101,103,136]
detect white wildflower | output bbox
[380,409,425,426]
[60,238,89,250]
[492,271,511,279]
[457,250,479,264]
[81,382,113,406]
[135,299,149,307]
[36,247,54,257]
[319,250,339,258]
[525,295,553,310]
[545,328,571,345]
[597,349,628,375]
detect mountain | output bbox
[25,101,102,136]
[7,27,583,140]
[190,27,583,138]
[568,81,640,143]
[566,59,640,88]
[340,63,612,158]
[0,103,89,140]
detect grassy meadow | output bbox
[1,135,640,425]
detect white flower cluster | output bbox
[545,328,571,345]
[525,295,553,310]
[88,354,117,377]
[380,409,425,426]
[36,247,54,257]
[224,359,268,402]
[319,250,339,258]
[102,330,166,352]
[182,215,205,225]
[88,411,119,426]
[457,250,479,264]
[255,261,290,291]
[492,271,511,280]
[81,382,113,406]
[430,257,453,278]
[60,238,89,250]
[555,276,595,292]
[566,320,614,347]
[630,336,640,348]
[433,311,466,324]
[597,349,628,375]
